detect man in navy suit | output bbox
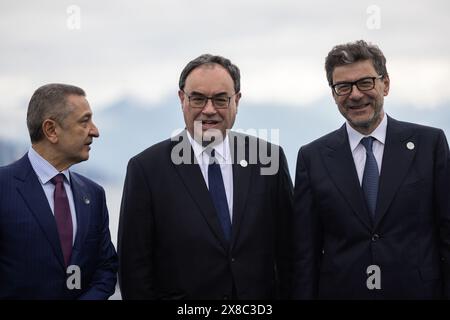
[118,54,293,299]
[292,40,450,299]
[0,83,118,299]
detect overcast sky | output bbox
[1,0,449,139]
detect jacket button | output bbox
[231,258,236,262]
[371,234,380,242]
[223,295,229,300]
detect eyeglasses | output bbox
[181,90,238,109]
[331,75,383,96]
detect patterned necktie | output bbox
[360,137,379,218]
[208,149,231,242]
[51,174,73,266]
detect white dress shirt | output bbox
[28,147,78,244]
[346,114,388,185]
[187,131,234,222]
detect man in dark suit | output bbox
[118,54,293,299]
[292,40,450,299]
[0,83,118,299]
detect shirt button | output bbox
[231,258,236,262]
[372,234,380,242]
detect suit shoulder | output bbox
[230,131,285,152]
[389,118,448,147]
[130,137,173,163]
[299,127,343,153]
[0,162,15,175]
[0,164,13,182]
[393,119,444,135]
[70,171,104,193]
[0,155,27,181]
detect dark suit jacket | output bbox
[118,131,293,300]
[0,155,118,299]
[292,116,450,299]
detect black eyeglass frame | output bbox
[331,75,384,96]
[181,90,239,109]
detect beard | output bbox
[344,100,384,133]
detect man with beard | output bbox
[118,54,293,299]
[292,40,450,299]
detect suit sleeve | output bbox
[118,157,155,299]
[78,186,119,300]
[292,147,323,299]
[434,130,450,298]
[274,146,294,299]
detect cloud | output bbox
[0,0,449,116]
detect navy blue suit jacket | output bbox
[0,155,118,299]
[292,116,450,299]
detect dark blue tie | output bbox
[208,149,231,242]
[361,137,379,217]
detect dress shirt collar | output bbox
[186,130,231,162]
[346,113,388,152]
[27,147,71,184]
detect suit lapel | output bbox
[171,132,229,250]
[14,155,66,270]
[374,117,416,228]
[229,132,252,250]
[69,173,91,265]
[322,125,373,230]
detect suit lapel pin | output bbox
[240,159,248,167]
[83,196,90,205]
[406,142,415,150]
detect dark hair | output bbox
[325,40,388,85]
[27,83,85,143]
[179,54,241,93]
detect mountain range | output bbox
[2,96,450,186]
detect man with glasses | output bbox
[118,54,293,299]
[292,40,450,299]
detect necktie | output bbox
[208,149,232,242]
[51,174,73,267]
[360,137,379,218]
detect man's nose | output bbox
[349,84,364,99]
[90,122,100,138]
[202,99,217,114]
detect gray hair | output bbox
[325,40,388,86]
[27,83,85,143]
[179,54,241,93]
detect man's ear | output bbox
[42,119,58,144]
[234,92,242,112]
[331,89,339,105]
[178,90,185,110]
[383,74,390,96]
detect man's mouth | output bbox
[202,120,219,125]
[348,102,371,110]
[201,120,220,129]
